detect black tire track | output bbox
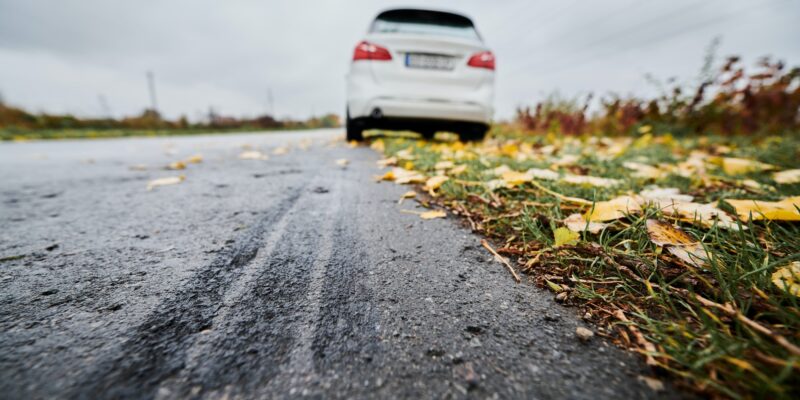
[73,186,306,399]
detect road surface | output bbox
[0,129,679,399]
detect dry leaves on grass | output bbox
[772,261,800,297]
[646,219,709,267]
[147,175,185,191]
[553,227,580,247]
[564,213,608,234]
[423,175,449,195]
[773,169,800,184]
[715,157,776,175]
[725,196,800,221]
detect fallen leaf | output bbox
[659,201,739,229]
[239,150,268,160]
[562,175,621,187]
[716,157,775,175]
[185,154,203,164]
[147,175,185,191]
[646,219,708,267]
[377,170,395,181]
[391,167,427,184]
[553,227,580,247]
[774,169,800,184]
[526,168,559,181]
[420,210,446,219]
[272,146,289,155]
[449,164,468,175]
[370,139,385,152]
[167,161,186,170]
[376,156,397,167]
[585,195,642,222]
[724,196,800,221]
[623,161,664,179]
[772,261,800,297]
[639,187,694,204]
[424,175,448,195]
[398,191,416,204]
[501,170,532,186]
[564,213,607,234]
[434,160,454,170]
[335,158,349,167]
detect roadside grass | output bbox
[367,127,800,398]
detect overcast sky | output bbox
[0,0,797,121]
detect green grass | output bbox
[371,127,800,398]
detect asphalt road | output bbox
[0,129,680,399]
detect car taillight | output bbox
[467,51,495,70]
[352,41,392,61]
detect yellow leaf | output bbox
[420,210,446,219]
[717,157,775,175]
[562,175,621,187]
[772,261,800,297]
[379,170,397,181]
[658,201,739,230]
[564,213,607,234]
[185,154,203,164]
[239,150,268,160]
[167,161,186,170]
[553,227,580,247]
[584,195,642,222]
[646,219,708,267]
[335,158,349,167]
[376,156,397,167]
[527,168,559,181]
[434,161,455,170]
[501,170,532,186]
[623,161,664,179]
[147,175,185,191]
[725,196,800,221]
[391,167,426,184]
[638,125,652,134]
[423,175,448,195]
[370,139,385,152]
[774,169,800,184]
[449,164,468,175]
[398,191,416,204]
[272,146,289,155]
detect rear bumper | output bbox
[346,65,494,124]
[355,97,491,123]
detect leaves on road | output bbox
[147,175,185,191]
[420,209,446,219]
[239,150,269,160]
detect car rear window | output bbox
[370,9,481,41]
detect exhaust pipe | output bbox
[370,108,383,119]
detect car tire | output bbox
[459,124,488,142]
[346,110,364,142]
[419,129,436,140]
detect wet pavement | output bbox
[0,129,681,399]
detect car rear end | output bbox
[346,8,495,141]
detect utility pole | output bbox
[146,71,158,114]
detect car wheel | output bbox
[346,110,364,142]
[459,124,488,142]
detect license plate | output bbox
[405,53,454,70]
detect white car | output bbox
[345,8,495,141]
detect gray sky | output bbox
[0,0,797,121]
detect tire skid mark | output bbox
[311,187,382,371]
[74,185,307,399]
[164,186,340,397]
